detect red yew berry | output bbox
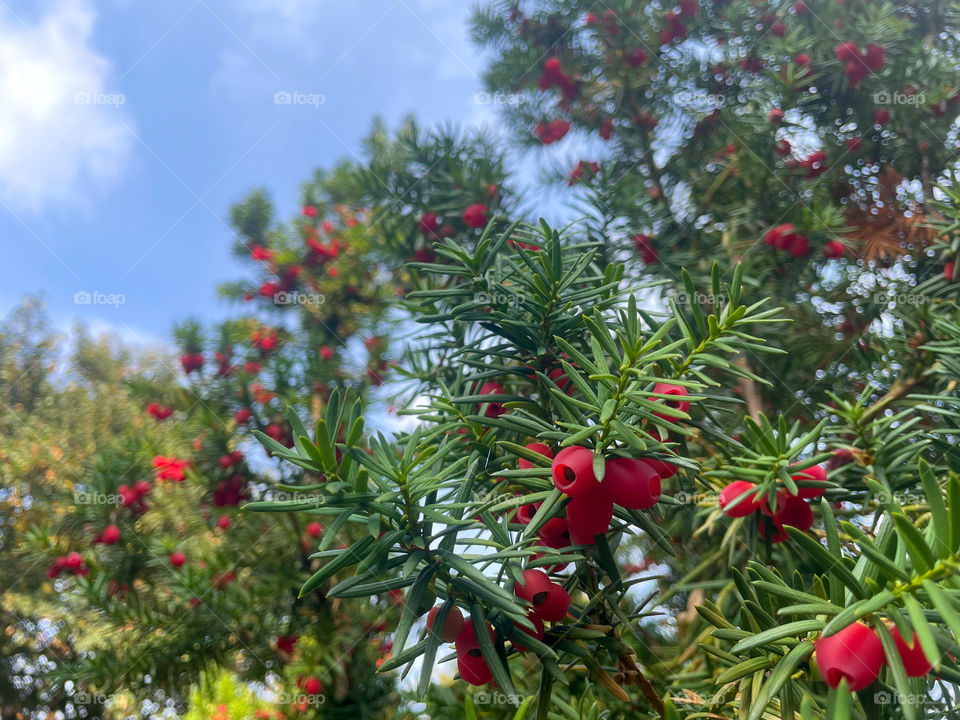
[602,457,661,509]
[543,57,561,76]
[794,53,811,66]
[419,212,439,235]
[303,676,322,695]
[514,568,553,606]
[632,233,657,264]
[65,551,83,570]
[773,493,814,532]
[718,481,761,517]
[679,0,698,17]
[775,139,791,156]
[101,525,121,545]
[625,48,646,67]
[768,108,784,125]
[216,515,231,530]
[537,582,571,622]
[945,261,956,281]
[828,448,855,469]
[889,625,933,677]
[306,521,323,538]
[815,622,884,690]
[319,345,334,361]
[276,634,298,654]
[551,446,598,497]
[458,651,492,685]
[794,1,809,14]
[463,203,489,229]
[874,109,890,125]
[512,614,544,652]
[824,241,845,259]
[426,604,464,642]
[302,205,318,217]
[170,551,186,568]
[771,22,786,37]
[652,382,690,420]
[566,486,614,544]
[234,408,252,424]
[518,442,553,469]
[791,463,828,498]
[477,381,506,417]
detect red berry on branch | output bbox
[791,463,828,498]
[874,109,890,125]
[463,203,489,229]
[512,614,545,652]
[419,212,439,235]
[890,625,933,677]
[551,446,598,497]
[101,525,121,545]
[945,261,957,282]
[514,568,553,607]
[303,676,322,694]
[302,205,318,217]
[170,551,186,568]
[566,486,614,544]
[652,382,690,420]
[234,408,252,424]
[815,622,884,690]
[602,457,661,509]
[718,481,761,517]
[768,108,784,125]
[426,604,464,642]
[518,442,553,469]
[625,48,646,67]
[306,521,323,538]
[216,515,231,530]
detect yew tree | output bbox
[242,2,960,720]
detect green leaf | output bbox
[747,640,814,720]
[919,458,950,557]
[903,593,940,671]
[730,619,823,654]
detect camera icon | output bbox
[74,91,91,105]
[872,91,891,105]
[675,491,690,504]
[873,691,890,705]
[475,691,490,704]
[274,90,291,105]
[273,291,292,305]
[474,291,490,304]
[74,291,91,305]
[474,92,491,105]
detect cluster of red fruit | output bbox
[146,402,172,420]
[763,225,845,260]
[213,473,250,507]
[153,455,190,482]
[180,352,204,374]
[47,551,88,578]
[538,57,576,99]
[567,160,599,186]
[834,42,884,86]
[424,566,572,686]
[118,480,152,513]
[718,464,827,542]
[534,118,571,145]
[94,524,121,545]
[632,233,657,264]
[815,621,931,690]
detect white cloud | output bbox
[0,0,133,212]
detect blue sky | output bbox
[0,0,520,344]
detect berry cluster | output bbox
[718,464,827,542]
[815,621,931,691]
